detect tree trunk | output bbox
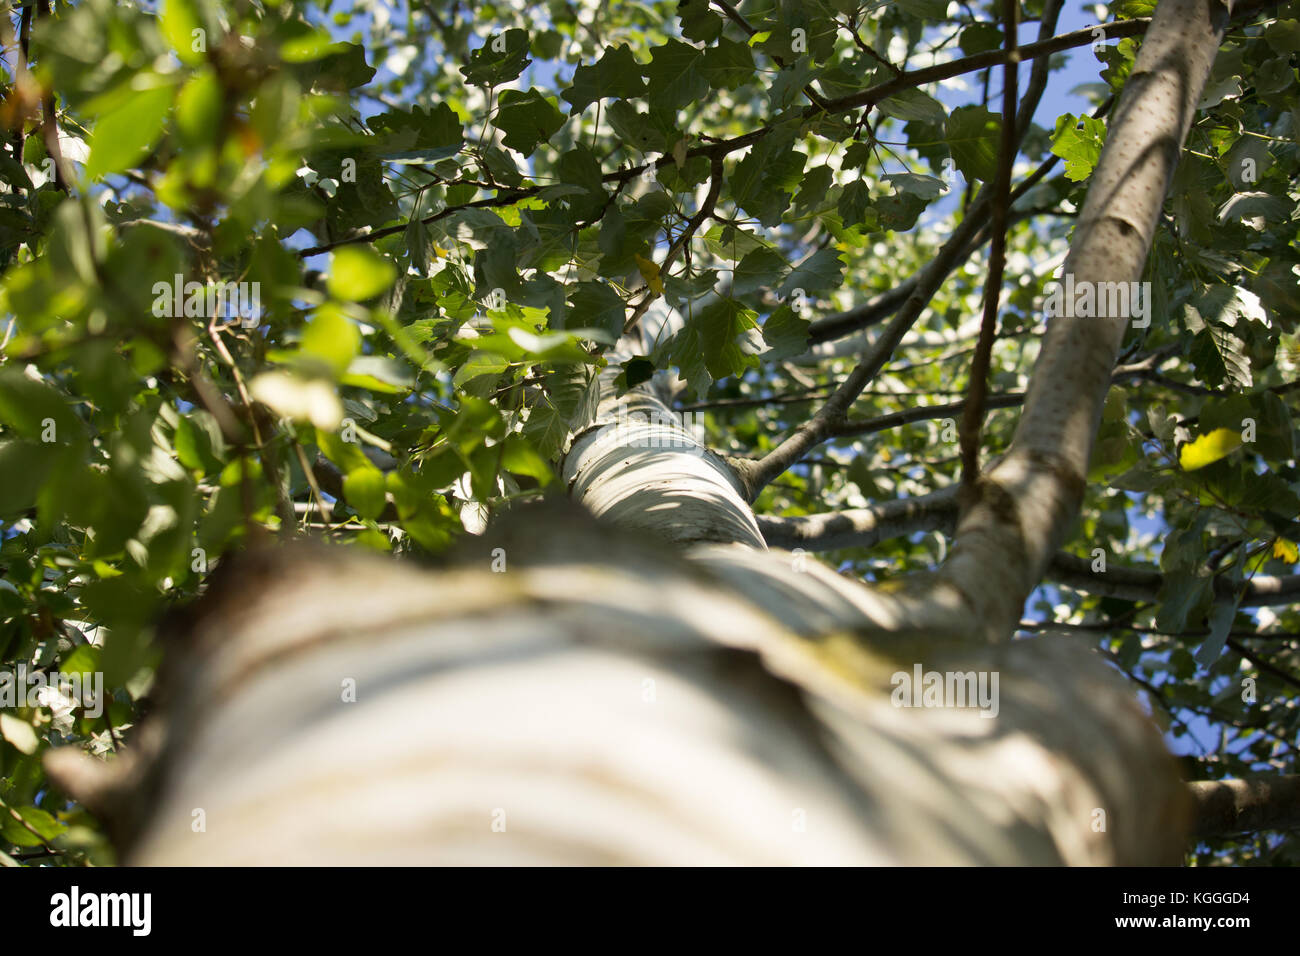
[45,0,1234,865]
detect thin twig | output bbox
[958,0,1025,491]
[623,156,725,334]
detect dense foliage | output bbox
[0,0,1297,865]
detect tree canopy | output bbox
[0,0,1298,865]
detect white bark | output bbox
[563,371,765,548]
[78,522,1186,866]
[758,487,960,551]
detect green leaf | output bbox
[959,22,1003,55]
[86,82,174,179]
[453,351,510,391]
[644,40,707,112]
[1197,598,1240,667]
[341,356,415,394]
[755,8,837,62]
[250,372,343,429]
[160,0,213,66]
[173,413,221,474]
[0,369,81,440]
[1265,18,1300,53]
[731,135,806,227]
[556,146,607,221]
[733,248,789,296]
[1050,113,1106,182]
[280,28,336,63]
[0,441,62,517]
[837,179,872,226]
[1113,0,1157,16]
[896,0,950,17]
[667,323,713,399]
[0,805,66,847]
[495,89,565,157]
[761,305,810,360]
[300,305,362,377]
[1189,325,1251,389]
[1186,284,1266,329]
[768,59,820,109]
[502,434,554,483]
[566,281,626,338]
[368,103,463,160]
[879,88,947,125]
[794,165,834,211]
[605,100,667,153]
[1201,393,1294,462]
[685,297,758,381]
[617,356,656,389]
[62,643,103,682]
[562,45,646,114]
[1197,74,1241,109]
[946,105,1001,184]
[886,173,947,200]
[1251,392,1295,460]
[328,247,397,301]
[522,399,568,458]
[1243,474,1300,517]
[474,239,524,301]
[1156,571,1212,633]
[175,69,222,150]
[702,224,770,259]
[461,29,531,86]
[1217,191,1290,228]
[343,466,388,520]
[678,0,725,42]
[315,43,377,90]
[699,36,754,90]
[778,248,845,298]
[875,190,927,231]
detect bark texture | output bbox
[563,369,765,548]
[54,505,1187,865]
[1189,775,1300,838]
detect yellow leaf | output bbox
[635,254,664,295]
[1273,539,1299,564]
[1178,427,1242,471]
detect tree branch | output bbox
[733,153,1058,500]
[934,0,1237,642]
[829,391,1025,439]
[709,0,831,111]
[758,513,1300,610]
[1047,552,1300,608]
[958,0,1031,491]
[757,487,960,551]
[734,4,1076,503]
[1189,775,1300,838]
[623,155,724,333]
